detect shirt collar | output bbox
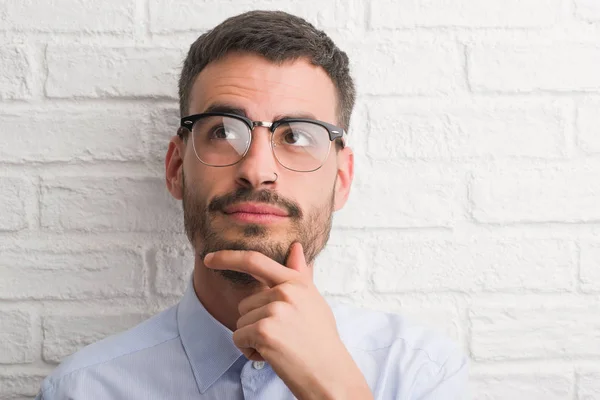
[177,280,244,394]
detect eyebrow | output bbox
[202,103,318,121]
[203,103,247,117]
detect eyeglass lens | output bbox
[190,115,331,172]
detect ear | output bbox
[165,132,186,200]
[333,146,354,211]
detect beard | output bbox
[181,169,334,287]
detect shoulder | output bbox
[332,301,459,356]
[330,300,468,394]
[39,305,180,397]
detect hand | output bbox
[203,242,373,400]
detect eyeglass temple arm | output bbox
[332,128,348,148]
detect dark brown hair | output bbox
[178,10,355,132]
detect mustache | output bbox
[207,187,303,219]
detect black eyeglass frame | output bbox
[178,112,348,172]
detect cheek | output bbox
[298,170,336,206]
[192,168,240,208]
[184,162,216,199]
[319,159,339,190]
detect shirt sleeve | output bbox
[412,349,470,400]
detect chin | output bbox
[198,233,291,266]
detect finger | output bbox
[238,283,298,317]
[204,250,297,287]
[240,347,264,362]
[236,301,289,330]
[233,320,277,360]
[247,351,264,362]
[238,288,274,316]
[285,242,307,274]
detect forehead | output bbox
[188,52,338,124]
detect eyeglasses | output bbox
[178,112,347,172]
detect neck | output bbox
[192,258,264,332]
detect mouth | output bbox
[222,203,289,224]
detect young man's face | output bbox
[167,52,353,286]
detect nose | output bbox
[234,126,279,189]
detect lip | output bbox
[223,203,289,217]
[224,212,287,224]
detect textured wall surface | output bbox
[1,1,600,399]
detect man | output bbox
[36,10,468,400]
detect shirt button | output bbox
[252,361,266,370]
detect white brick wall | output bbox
[471,372,574,400]
[370,0,564,28]
[0,47,31,100]
[468,44,600,93]
[579,370,600,399]
[46,47,182,99]
[0,1,599,398]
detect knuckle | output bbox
[275,283,294,303]
[267,301,286,317]
[254,319,273,341]
[236,317,244,330]
[238,299,250,315]
[232,330,246,348]
[245,252,260,265]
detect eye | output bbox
[281,129,315,147]
[209,125,238,140]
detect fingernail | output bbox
[204,253,214,263]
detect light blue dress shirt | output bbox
[36,282,468,399]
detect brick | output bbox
[471,373,572,400]
[579,371,600,400]
[335,162,458,228]
[40,177,182,232]
[350,40,462,95]
[0,310,34,363]
[0,177,29,231]
[580,243,600,292]
[367,100,565,159]
[46,46,182,99]
[470,306,600,360]
[0,46,31,100]
[346,99,368,156]
[577,100,600,154]
[0,0,135,32]
[148,107,180,163]
[468,44,600,93]
[154,246,194,297]
[314,231,367,295]
[0,109,148,163]
[0,249,144,300]
[43,314,149,363]
[371,0,561,28]
[576,0,600,21]
[471,166,600,223]
[149,0,359,33]
[372,238,574,293]
[0,372,46,398]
